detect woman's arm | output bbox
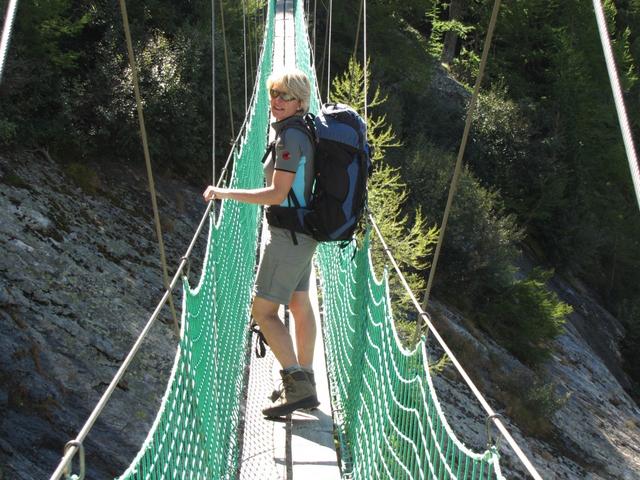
[203,169,295,205]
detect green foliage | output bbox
[500,372,568,439]
[0,0,255,181]
[479,269,571,365]
[426,3,475,58]
[468,87,568,233]
[406,140,522,307]
[64,162,100,195]
[330,59,438,324]
[450,46,480,84]
[0,119,17,145]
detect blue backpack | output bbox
[265,103,372,243]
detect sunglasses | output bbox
[269,89,297,102]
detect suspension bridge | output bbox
[26,0,636,478]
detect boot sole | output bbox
[262,395,320,418]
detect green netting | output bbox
[294,2,505,479]
[116,2,275,478]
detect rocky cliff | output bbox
[1,150,639,479]
[0,152,207,479]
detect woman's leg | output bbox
[288,290,316,368]
[251,296,298,369]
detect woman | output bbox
[203,68,318,418]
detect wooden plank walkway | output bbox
[238,0,341,478]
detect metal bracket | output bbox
[486,412,504,449]
[180,255,191,279]
[63,440,85,480]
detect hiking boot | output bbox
[262,370,319,418]
[269,370,315,402]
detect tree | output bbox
[330,58,438,329]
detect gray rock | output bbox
[0,153,203,479]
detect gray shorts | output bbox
[255,227,318,305]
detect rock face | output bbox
[0,152,207,479]
[1,150,639,480]
[427,284,640,479]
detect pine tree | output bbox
[330,58,438,335]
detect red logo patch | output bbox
[282,151,291,160]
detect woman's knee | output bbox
[289,291,311,312]
[252,296,280,325]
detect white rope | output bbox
[0,0,19,84]
[592,0,640,212]
[368,213,543,480]
[326,0,332,102]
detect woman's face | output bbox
[269,83,302,121]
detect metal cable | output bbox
[0,0,18,84]
[326,0,332,101]
[363,0,367,123]
[219,0,235,140]
[212,0,216,187]
[592,0,640,212]
[243,0,248,113]
[369,213,543,480]
[417,0,502,337]
[117,0,179,336]
[312,0,317,64]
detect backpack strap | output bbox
[261,140,275,164]
[283,115,317,146]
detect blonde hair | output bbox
[267,68,311,114]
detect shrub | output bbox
[478,268,571,365]
[500,372,568,439]
[468,87,568,234]
[64,162,100,195]
[405,140,522,308]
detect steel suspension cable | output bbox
[326,0,332,101]
[319,1,329,96]
[368,213,543,480]
[592,0,640,213]
[117,0,179,336]
[254,6,259,77]
[0,0,18,84]
[363,0,367,123]
[416,0,502,337]
[247,4,255,96]
[243,0,248,113]
[219,0,235,140]
[212,0,216,187]
[313,0,317,65]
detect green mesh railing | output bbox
[116,2,274,478]
[294,2,504,478]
